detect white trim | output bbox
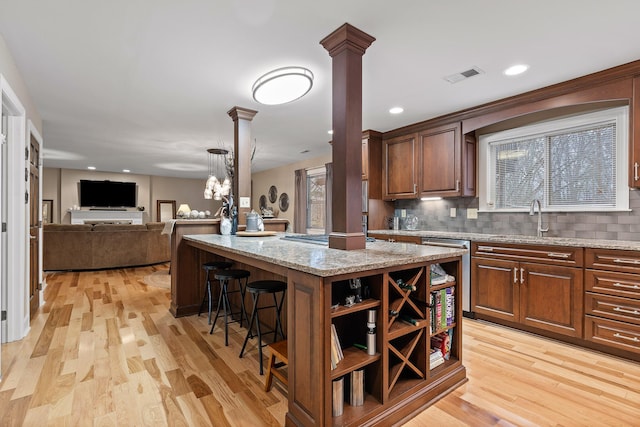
[479,106,629,212]
[1,74,29,342]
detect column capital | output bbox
[320,23,375,57]
[227,106,258,122]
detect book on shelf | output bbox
[349,369,364,406]
[330,323,344,370]
[431,330,453,360]
[430,348,444,369]
[429,286,455,333]
[332,377,344,417]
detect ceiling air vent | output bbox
[444,67,484,84]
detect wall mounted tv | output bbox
[79,180,137,208]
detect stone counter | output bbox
[183,233,467,277]
[369,229,640,251]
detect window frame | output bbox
[478,106,629,213]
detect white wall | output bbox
[42,167,224,224]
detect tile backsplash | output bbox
[394,190,640,241]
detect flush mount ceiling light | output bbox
[252,66,314,105]
[504,64,529,76]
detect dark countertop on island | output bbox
[369,229,640,251]
[183,233,467,277]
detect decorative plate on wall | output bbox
[279,192,290,212]
[259,195,267,210]
[268,185,278,203]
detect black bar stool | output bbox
[239,280,287,374]
[209,269,250,346]
[198,261,233,324]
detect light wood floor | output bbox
[1,265,639,426]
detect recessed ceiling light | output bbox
[123,169,130,173]
[87,166,96,170]
[328,130,334,135]
[252,66,314,105]
[389,107,404,114]
[504,64,529,76]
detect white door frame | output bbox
[1,74,29,343]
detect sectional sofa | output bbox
[43,222,170,271]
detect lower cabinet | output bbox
[584,248,640,354]
[472,242,584,338]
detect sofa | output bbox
[43,222,170,271]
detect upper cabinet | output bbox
[419,122,475,198]
[382,133,419,199]
[383,122,475,200]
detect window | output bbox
[479,107,629,212]
[306,166,326,233]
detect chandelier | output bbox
[204,148,231,200]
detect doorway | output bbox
[29,130,41,319]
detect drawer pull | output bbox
[513,267,518,284]
[613,258,640,265]
[613,306,640,316]
[612,282,640,290]
[547,252,570,259]
[613,333,640,343]
[520,267,525,284]
[478,246,494,252]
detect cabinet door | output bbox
[419,123,460,197]
[383,134,418,199]
[472,257,519,322]
[520,263,584,338]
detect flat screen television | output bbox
[79,180,137,208]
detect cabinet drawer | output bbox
[584,315,640,353]
[472,242,583,267]
[586,248,640,274]
[584,269,640,299]
[585,293,640,325]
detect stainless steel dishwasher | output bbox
[421,237,473,318]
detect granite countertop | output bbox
[183,233,467,277]
[368,229,640,251]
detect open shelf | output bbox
[430,281,457,292]
[331,298,380,318]
[331,346,381,380]
[331,392,382,427]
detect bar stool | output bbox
[265,340,288,391]
[239,280,287,375]
[209,269,250,346]
[198,261,233,324]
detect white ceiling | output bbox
[2,0,640,178]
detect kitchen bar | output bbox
[175,232,467,426]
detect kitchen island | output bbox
[178,233,467,426]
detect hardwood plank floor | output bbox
[1,265,639,426]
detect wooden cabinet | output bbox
[327,258,463,425]
[584,248,640,354]
[382,133,418,199]
[362,130,394,230]
[383,123,475,200]
[471,242,584,338]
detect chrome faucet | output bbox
[529,199,549,237]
